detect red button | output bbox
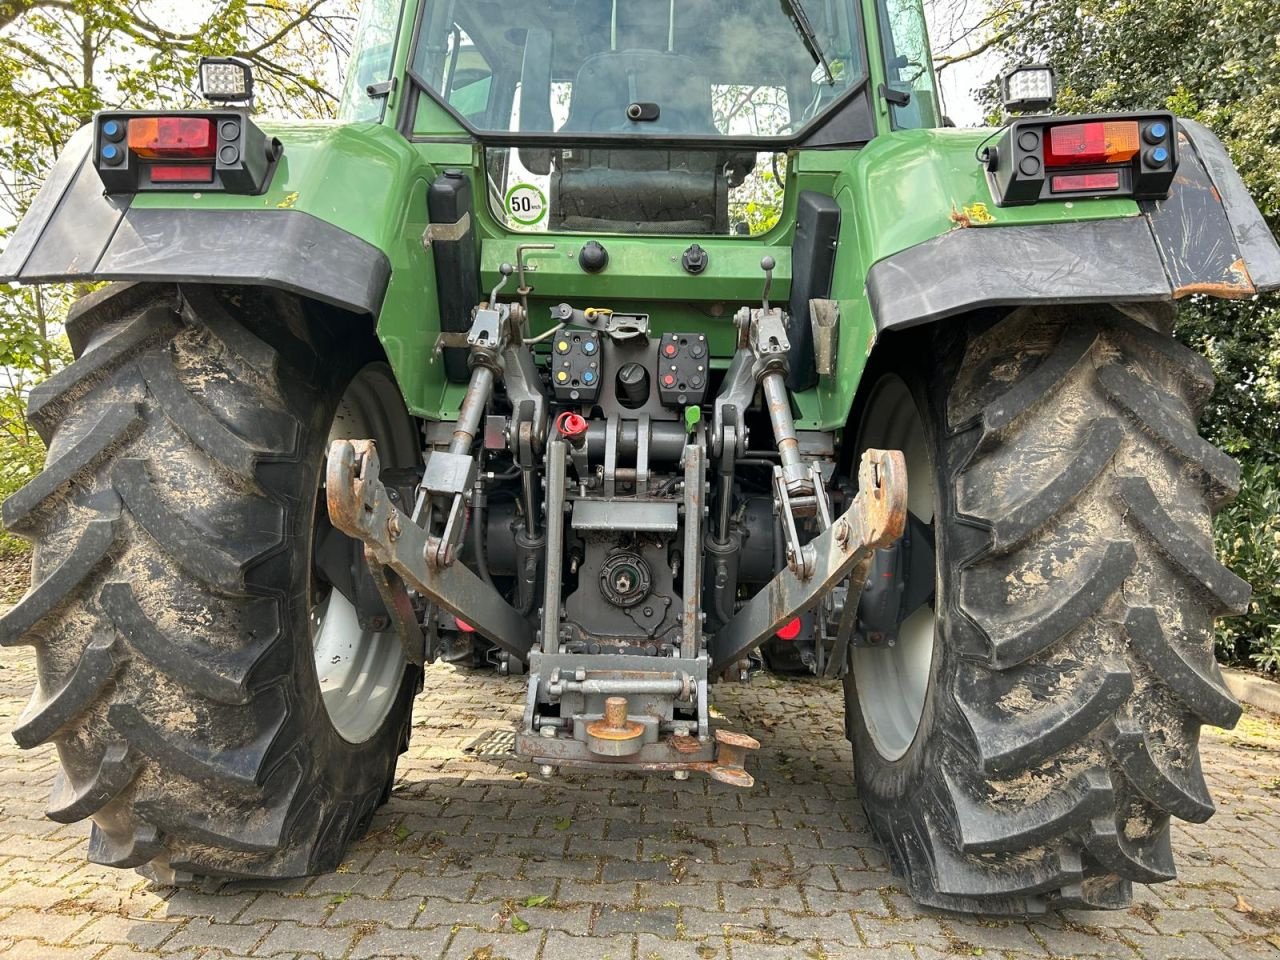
[663,374,676,387]
[664,343,679,357]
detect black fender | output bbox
[868,120,1280,333]
[0,126,390,316]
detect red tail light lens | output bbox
[150,164,215,184]
[127,117,217,159]
[1050,172,1121,193]
[1045,121,1140,167]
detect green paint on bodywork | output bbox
[125,116,1140,429]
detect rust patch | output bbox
[1174,259,1255,299]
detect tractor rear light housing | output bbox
[93,109,282,195]
[985,112,1178,207]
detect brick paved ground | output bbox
[2,643,1280,960]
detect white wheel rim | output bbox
[311,366,411,744]
[853,375,937,762]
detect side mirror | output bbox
[1000,64,1056,114]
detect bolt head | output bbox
[673,770,690,781]
[539,764,555,777]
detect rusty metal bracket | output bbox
[327,439,535,663]
[675,729,762,787]
[526,727,761,788]
[707,448,908,675]
[363,544,425,670]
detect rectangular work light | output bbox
[986,112,1178,206]
[199,56,255,104]
[1001,65,1056,114]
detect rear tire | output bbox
[845,304,1247,913]
[1,283,421,881]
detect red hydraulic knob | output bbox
[558,412,589,440]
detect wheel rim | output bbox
[311,365,412,744]
[853,375,937,762]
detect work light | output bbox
[1001,64,1056,114]
[199,56,255,104]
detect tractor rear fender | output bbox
[866,120,1280,333]
[0,125,399,317]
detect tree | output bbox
[971,0,1280,665]
[0,0,359,560]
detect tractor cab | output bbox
[386,0,912,235]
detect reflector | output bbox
[1050,172,1121,192]
[776,617,802,641]
[1045,121,1140,167]
[127,118,217,159]
[150,164,215,184]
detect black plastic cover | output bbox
[786,191,841,390]
[93,110,279,196]
[428,169,481,383]
[988,112,1177,207]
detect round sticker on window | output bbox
[505,183,547,226]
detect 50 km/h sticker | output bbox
[505,183,548,226]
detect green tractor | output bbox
[2,0,1277,915]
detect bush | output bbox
[0,433,43,558]
[1215,461,1280,670]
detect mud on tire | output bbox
[1,283,420,881]
[846,304,1248,913]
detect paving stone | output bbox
[239,892,333,926]
[440,927,540,960]
[594,904,679,936]
[325,894,424,928]
[1,646,1279,960]
[348,925,450,959]
[70,914,179,950]
[162,919,271,954]
[0,908,96,943]
[721,881,806,913]
[252,921,354,958]
[543,931,635,960]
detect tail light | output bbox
[93,110,281,195]
[1045,121,1139,166]
[127,117,217,159]
[986,112,1177,206]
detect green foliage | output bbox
[0,2,358,560]
[977,0,1280,665]
[1216,461,1280,669]
[0,418,42,559]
